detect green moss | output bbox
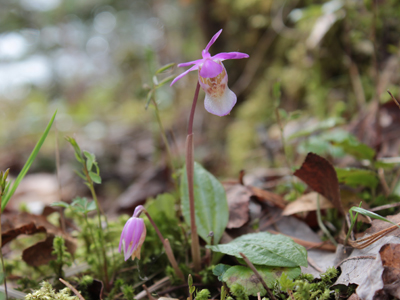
[24,281,78,300]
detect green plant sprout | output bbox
[345,203,400,245]
[188,274,195,300]
[0,111,57,300]
[50,236,72,279]
[52,197,103,278]
[1,111,57,211]
[64,136,112,290]
[144,62,178,189]
[0,169,9,300]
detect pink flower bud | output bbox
[119,205,146,261]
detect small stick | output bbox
[257,292,261,300]
[239,252,277,300]
[59,278,85,300]
[142,284,157,300]
[370,202,400,212]
[378,168,390,197]
[388,90,400,109]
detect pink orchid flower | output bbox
[170,29,249,116]
[119,205,146,261]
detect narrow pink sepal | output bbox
[204,29,223,53]
[170,64,199,86]
[199,60,223,78]
[178,59,203,67]
[212,52,249,61]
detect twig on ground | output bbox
[370,202,400,212]
[59,278,85,300]
[239,252,277,300]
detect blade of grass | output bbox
[350,206,400,230]
[1,111,57,211]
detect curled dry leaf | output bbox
[223,171,286,230]
[224,183,252,229]
[294,152,344,215]
[249,186,286,209]
[282,192,334,216]
[1,212,76,266]
[22,236,58,267]
[379,243,400,298]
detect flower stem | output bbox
[142,210,185,281]
[186,82,201,272]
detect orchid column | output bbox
[171,29,248,271]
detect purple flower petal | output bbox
[199,60,223,78]
[212,52,249,61]
[170,64,199,86]
[178,59,203,68]
[132,219,144,249]
[119,218,131,253]
[124,219,135,253]
[204,29,223,53]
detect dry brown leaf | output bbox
[379,243,400,298]
[294,152,344,215]
[224,184,251,229]
[282,192,334,216]
[22,236,57,267]
[1,212,76,266]
[347,294,362,300]
[249,185,286,209]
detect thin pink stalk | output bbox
[186,82,202,272]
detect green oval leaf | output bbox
[51,201,70,208]
[180,162,228,244]
[83,151,95,171]
[213,264,231,281]
[223,265,301,296]
[89,171,102,184]
[155,63,175,74]
[336,168,379,188]
[207,232,308,267]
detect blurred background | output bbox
[1,0,400,212]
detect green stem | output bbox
[151,98,179,189]
[316,195,337,247]
[83,168,109,290]
[0,195,8,300]
[84,214,102,272]
[344,205,361,246]
[186,82,201,272]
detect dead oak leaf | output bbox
[2,212,76,266]
[294,152,344,215]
